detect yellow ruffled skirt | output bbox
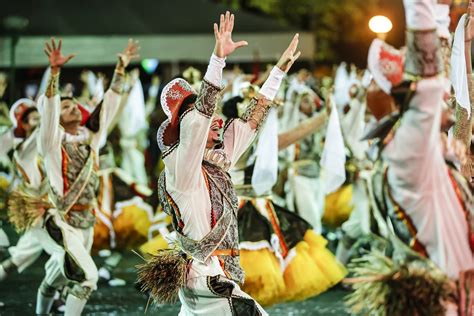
[323,184,354,228]
[240,247,286,306]
[92,218,112,252]
[282,230,347,301]
[113,200,152,249]
[139,234,169,256]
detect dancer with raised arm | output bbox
[138,11,301,315]
[36,38,138,315]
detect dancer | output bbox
[138,11,301,315]
[1,99,47,282]
[36,37,138,315]
[347,1,473,314]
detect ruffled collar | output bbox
[203,148,230,172]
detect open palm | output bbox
[276,33,301,73]
[118,39,140,68]
[214,11,248,58]
[44,38,75,68]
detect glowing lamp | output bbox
[369,15,393,37]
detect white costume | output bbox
[36,69,123,315]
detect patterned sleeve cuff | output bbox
[240,97,271,131]
[110,70,125,94]
[404,29,443,79]
[45,71,60,98]
[194,79,222,118]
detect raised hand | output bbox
[118,39,140,69]
[44,38,75,70]
[213,11,248,58]
[276,34,301,73]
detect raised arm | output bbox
[383,0,444,187]
[90,40,139,151]
[169,12,247,191]
[278,111,327,150]
[222,34,301,165]
[37,38,75,194]
[38,38,74,156]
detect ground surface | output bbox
[0,225,351,316]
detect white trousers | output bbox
[179,274,267,316]
[41,210,98,291]
[9,223,47,273]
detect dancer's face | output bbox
[23,110,40,136]
[206,117,223,149]
[60,99,82,127]
[299,95,314,116]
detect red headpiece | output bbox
[368,39,404,94]
[9,98,36,138]
[78,104,90,126]
[157,78,196,151]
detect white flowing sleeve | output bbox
[0,129,15,156]
[166,55,225,192]
[384,0,444,189]
[37,94,64,195]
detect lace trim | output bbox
[223,118,235,135]
[110,71,125,94]
[46,71,60,98]
[241,97,271,131]
[156,120,170,152]
[194,79,222,118]
[160,78,195,117]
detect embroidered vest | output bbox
[50,142,98,229]
[158,161,244,284]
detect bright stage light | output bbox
[369,15,393,35]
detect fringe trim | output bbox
[136,249,189,304]
[7,190,50,232]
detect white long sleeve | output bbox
[260,66,286,101]
[90,89,122,152]
[37,94,64,195]
[165,55,224,193]
[434,4,450,39]
[0,129,15,156]
[403,0,437,30]
[204,54,226,87]
[384,0,474,279]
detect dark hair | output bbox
[85,101,102,133]
[21,107,38,124]
[178,94,197,118]
[222,96,243,119]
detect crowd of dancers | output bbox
[0,0,473,315]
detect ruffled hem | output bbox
[113,201,152,249]
[282,230,347,301]
[139,234,169,256]
[240,248,286,306]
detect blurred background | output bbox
[0,0,467,104]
